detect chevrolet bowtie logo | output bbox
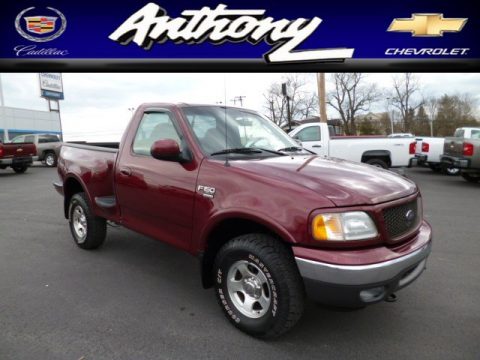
[388,13,467,37]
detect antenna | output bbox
[224,75,230,167]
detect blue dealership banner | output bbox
[0,0,478,70]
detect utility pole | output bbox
[232,95,246,107]
[317,73,327,123]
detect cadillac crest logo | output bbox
[15,7,67,42]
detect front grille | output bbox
[383,198,420,240]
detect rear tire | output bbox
[429,164,442,173]
[12,166,28,174]
[461,173,480,183]
[44,152,57,167]
[69,193,107,249]
[365,158,389,169]
[213,234,305,339]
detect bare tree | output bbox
[327,73,380,135]
[263,74,318,126]
[390,73,423,132]
[424,97,438,136]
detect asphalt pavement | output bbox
[0,165,479,360]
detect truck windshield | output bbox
[182,106,303,156]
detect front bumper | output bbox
[294,222,432,307]
[441,155,470,169]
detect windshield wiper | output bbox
[211,148,262,156]
[277,146,304,152]
[277,146,316,155]
[211,147,285,156]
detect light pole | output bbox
[128,107,135,116]
[0,73,5,107]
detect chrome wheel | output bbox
[45,154,55,166]
[446,167,460,176]
[72,205,87,243]
[227,260,271,319]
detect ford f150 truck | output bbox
[288,123,417,169]
[441,127,480,183]
[54,103,432,338]
[0,140,36,173]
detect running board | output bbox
[95,196,117,209]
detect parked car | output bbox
[441,127,480,183]
[0,139,36,173]
[289,123,417,169]
[10,134,62,167]
[54,103,432,338]
[415,137,460,175]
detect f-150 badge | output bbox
[197,185,216,199]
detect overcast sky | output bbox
[1,73,479,141]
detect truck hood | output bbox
[234,155,417,206]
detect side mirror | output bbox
[150,139,182,162]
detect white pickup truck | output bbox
[289,123,416,169]
[415,127,480,175]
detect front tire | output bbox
[213,234,305,338]
[69,193,107,249]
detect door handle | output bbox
[120,167,132,176]
[312,145,322,148]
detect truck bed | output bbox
[59,143,119,220]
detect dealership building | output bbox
[0,73,63,142]
[0,106,61,142]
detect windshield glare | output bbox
[182,106,300,155]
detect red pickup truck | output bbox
[54,103,432,338]
[0,140,36,173]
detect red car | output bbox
[54,103,432,338]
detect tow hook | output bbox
[385,293,397,302]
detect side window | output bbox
[24,135,35,143]
[296,126,321,142]
[132,112,181,156]
[11,136,24,143]
[470,130,480,139]
[454,129,465,138]
[39,135,59,143]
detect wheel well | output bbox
[63,177,85,219]
[200,218,288,289]
[361,150,391,167]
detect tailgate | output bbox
[0,143,36,158]
[443,137,464,157]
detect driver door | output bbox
[294,125,327,156]
[115,111,198,251]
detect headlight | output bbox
[312,211,378,241]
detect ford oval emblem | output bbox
[405,209,415,222]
